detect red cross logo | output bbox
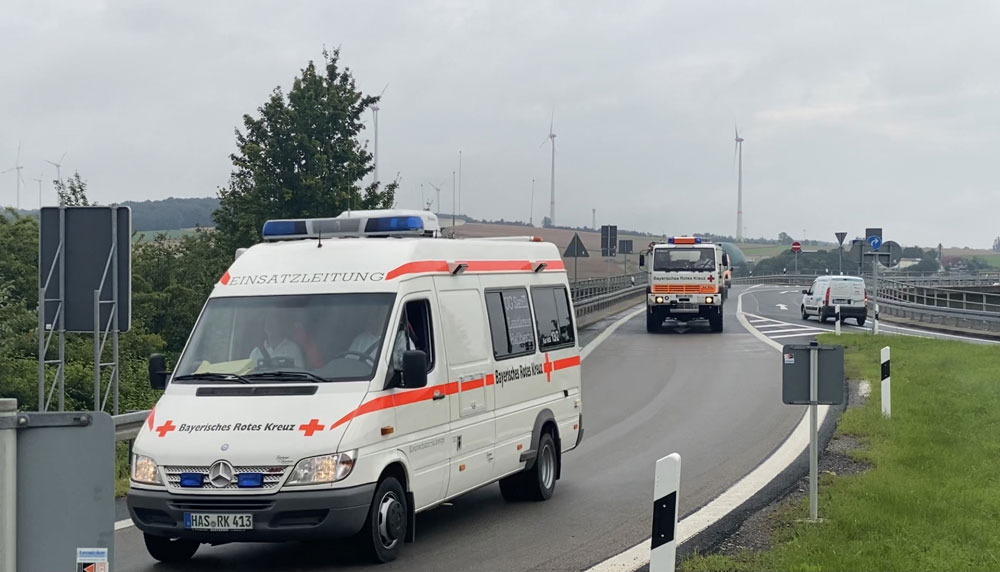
[708,274,715,282]
[299,419,325,437]
[543,353,553,382]
[155,420,176,437]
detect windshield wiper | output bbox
[244,370,329,383]
[174,372,252,384]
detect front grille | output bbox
[168,498,275,512]
[652,284,717,294]
[163,465,287,491]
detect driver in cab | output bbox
[250,310,305,369]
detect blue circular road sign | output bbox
[867,235,882,251]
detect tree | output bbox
[993,237,1000,252]
[213,48,397,250]
[777,232,793,245]
[53,171,92,206]
[541,216,553,228]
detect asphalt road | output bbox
[113,288,804,571]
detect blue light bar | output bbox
[364,216,424,233]
[180,473,205,488]
[262,220,307,238]
[237,473,264,488]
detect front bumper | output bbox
[647,293,721,310]
[127,484,375,542]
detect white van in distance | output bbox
[801,275,868,325]
[126,210,583,563]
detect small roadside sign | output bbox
[618,239,633,255]
[835,232,847,246]
[867,235,882,251]
[791,241,801,253]
[564,233,590,258]
[600,225,618,257]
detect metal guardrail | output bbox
[110,272,653,441]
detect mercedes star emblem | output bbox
[208,460,236,488]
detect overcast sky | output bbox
[3,1,999,248]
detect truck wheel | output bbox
[857,315,867,326]
[500,432,558,502]
[143,534,199,563]
[801,306,809,321]
[646,311,660,333]
[362,476,407,563]
[709,312,724,332]
[818,309,828,323]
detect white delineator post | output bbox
[0,399,17,572]
[881,346,891,418]
[808,343,819,520]
[650,453,681,572]
[835,304,841,336]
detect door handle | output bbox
[432,391,446,401]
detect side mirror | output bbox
[638,254,646,268]
[399,350,428,389]
[149,353,169,390]
[802,289,810,295]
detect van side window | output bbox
[485,289,537,359]
[390,299,434,375]
[532,286,575,350]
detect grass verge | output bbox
[682,333,1000,572]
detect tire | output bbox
[801,306,809,321]
[818,309,828,323]
[499,432,558,502]
[646,311,660,333]
[857,315,867,326]
[362,476,407,563]
[709,312,724,333]
[143,534,199,563]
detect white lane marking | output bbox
[587,291,826,572]
[112,308,646,536]
[757,327,825,335]
[770,332,824,339]
[775,304,789,311]
[581,306,645,361]
[780,290,799,294]
[753,323,799,329]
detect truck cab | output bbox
[639,237,728,333]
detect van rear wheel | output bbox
[143,534,199,563]
[500,432,558,502]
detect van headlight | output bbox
[286,451,357,485]
[705,296,714,304]
[131,454,162,485]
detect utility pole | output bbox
[452,171,456,236]
[592,208,596,230]
[530,179,535,226]
[458,150,462,215]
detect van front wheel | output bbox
[362,476,407,563]
[500,432,558,502]
[143,534,199,563]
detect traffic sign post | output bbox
[619,239,633,276]
[791,241,801,273]
[835,232,847,274]
[563,233,590,284]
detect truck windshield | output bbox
[173,293,395,383]
[652,248,716,271]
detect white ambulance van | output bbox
[127,210,583,563]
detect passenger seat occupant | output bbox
[250,310,306,368]
[347,305,385,361]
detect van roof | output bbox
[214,237,566,297]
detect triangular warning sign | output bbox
[564,233,590,258]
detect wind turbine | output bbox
[427,181,445,214]
[371,83,389,185]
[32,175,43,208]
[45,152,67,184]
[2,142,25,210]
[541,110,556,225]
[734,126,744,242]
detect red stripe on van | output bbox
[328,360,577,431]
[384,259,567,280]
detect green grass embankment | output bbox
[684,333,1000,572]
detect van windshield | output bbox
[653,248,716,271]
[173,293,395,383]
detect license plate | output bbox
[832,299,851,304]
[184,512,253,531]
